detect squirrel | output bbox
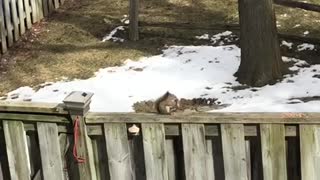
[154,91,180,115]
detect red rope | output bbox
[73,116,85,163]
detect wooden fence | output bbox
[0,0,64,53]
[0,92,320,180]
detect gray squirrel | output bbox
[154,91,180,115]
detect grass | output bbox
[0,0,319,96]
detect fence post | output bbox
[63,91,94,180]
[129,0,139,41]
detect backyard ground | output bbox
[0,0,320,97]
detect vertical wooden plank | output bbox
[53,0,59,9]
[17,0,25,34]
[30,0,38,22]
[260,124,287,180]
[59,133,70,180]
[206,139,215,180]
[36,0,44,20]
[142,123,168,180]
[165,139,176,180]
[10,0,20,40]
[245,140,251,180]
[3,121,31,180]
[37,122,64,180]
[0,1,8,53]
[300,125,320,180]
[3,0,13,46]
[181,124,207,180]
[48,0,54,13]
[129,0,139,41]
[104,123,133,180]
[42,0,49,17]
[60,0,65,5]
[23,0,32,28]
[221,124,248,180]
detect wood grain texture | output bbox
[181,124,208,180]
[23,0,32,28]
[300,125,320,180]
[129,0,139,41]
[3,120,31,180]
[142,123,168,180]
[86,112,320,124]
[260,124,287,180]
[17,0,25,34]
[221,124,248,180]
[3,0,13,46]
[37,122,64,180]
[104,123,133,180]
[0,1,7,52]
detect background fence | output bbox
[0,92,320,180]
[0,0,64,53]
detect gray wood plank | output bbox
[48,0,54,13]
[86,112,320,124]
[23,0,32,28]
[3,120,31,180]
[300,125,320,180]
[17,0,25,34]
[221,124,248,180]
[104,123,133,180]
[206,140,215,180]
[165,139,176,180]
[0,1,7,53]
[37,122,64,180]
[42,0,49,16]
[260,124,287,180]
[30,0,38,22]
[181,124,208,180]
[59,133,70,180]
[10,0,20,40]
[142,123,168,180]
[3,0,13,46]
[129,0,139,41]
[36,0,44,19]
[54,0,59,9]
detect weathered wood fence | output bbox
[0,91,320,180]
[0,0,64,53]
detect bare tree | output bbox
[235,0,283,87]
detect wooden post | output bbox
[129,0,139,41]
[63,91,95,180]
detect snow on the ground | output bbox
[3,32,320,112]
[281,40,293,49]
[297,43,315,51]
[102,26,125,42]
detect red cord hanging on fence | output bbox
[73,116,85,163]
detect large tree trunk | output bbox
[235,0,283,87]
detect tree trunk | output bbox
[235,0,283,87]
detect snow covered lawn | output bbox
[3,33,320,112]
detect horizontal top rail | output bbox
[86,112,320,124]
[0,101,68,114]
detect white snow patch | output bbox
[293,24,301,28]
[102,26,125,42]
[297,43,315,51]
[281,40,293,49]
[3,44,320,112]
[303,31,310,35]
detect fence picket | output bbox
[17,0,25,34]
[142,123,168,180]
[221,124,248,180]
[181,124,208,180]
[3,120,31,180]
[37,122,64,180]
[260,124,287,180]
[0,2,7,52]
[300,125,320,180]
[23,0,32,28]
[104,123,133,180]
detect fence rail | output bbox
[0,0,64,54]
[0,92,320,180]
